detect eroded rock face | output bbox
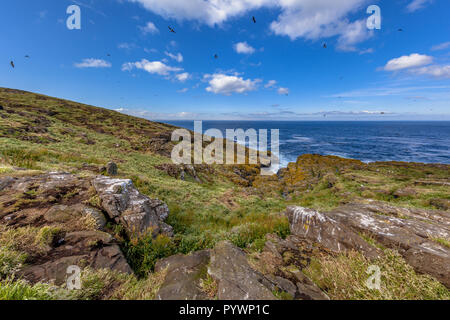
[21,230,132,285]
[0,172,174,285]
[153,239,330,300]
[286,206,380,259]
[92,176,173,238]
[208,241,277,300]
[327,203,450,288]
[155,250,211,300]
[285,203,450,288]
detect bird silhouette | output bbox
[398,28,403,32]
[10,61,14,68]
[168,26,176,33]
[252,16,256,24]
[323,43,327,49]
[24,55,30,58]
[214,54,218,59]
[107,54,111,57]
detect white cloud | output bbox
[205,73,259,95]
[431,42,450,51]
[165,51,183,62]
[265,80,277,88]
[411,65,450,78]
[407,0,433,12]
[176,72,190,82]
[75,58,111,68]
[122,59,182,75]
[118,42,138,50]
[177,88,189,93]
[139,21,159,34]
[127,0,372,48]
[234,42,255,54]
[336,19,371,51]
[383,54,433,71]
[278,87,289,95]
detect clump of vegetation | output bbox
[431,237,450,248]
[303,249,450,300]
[199,273,218,300]
[124,234,177,277]
[0,279,58,300]
[35,226,62,248]
[0,247,27,279]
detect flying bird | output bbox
[398,28,403,32]
[107,54,111,57]
[252,16,256,24]
[24,55,30,58]
[214,54,218,59]
[10,61,14,68]
[323,43,327,49]
[168,26,176,33]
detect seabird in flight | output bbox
[168,26,176,33]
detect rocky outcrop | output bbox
[21,230,132,285]
[327,202,450,288]
[155,240,329,300]
[92,176,173,238]
[208,241,277,300]
[286,206,380,259]
[285,202,450,288]
[0,172,173,285]
[155,250,211,300]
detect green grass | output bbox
[304,249,450,300]
[0,279,58,300]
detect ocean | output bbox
[161,121,450,167]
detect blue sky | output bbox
[1,0,449,120]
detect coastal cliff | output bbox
[0,88,449,300]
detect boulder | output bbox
[21,230,132,285]
[259,234,330,300]
[155,250,211,300]
[285,206,380,259]
[327,203,450,288]
[208,241,276,300]
[0,172,135,285]
[92,176,173,238]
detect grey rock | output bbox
[286,206,380,259]
[83,206,107,230]
[155,250,211,300]
[92,176,173,238]
[208,241,276,300]
[327,203,450,288]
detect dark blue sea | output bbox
[161,121,450,167]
